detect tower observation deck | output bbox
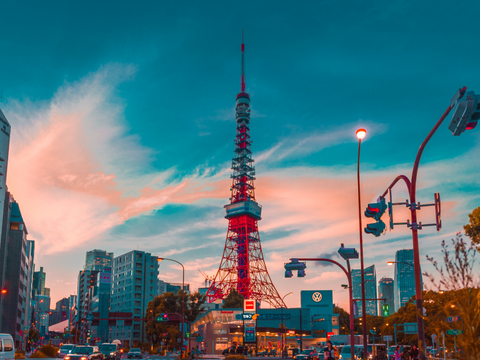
[206,36,285,308]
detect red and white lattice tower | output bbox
[206,35,285,308]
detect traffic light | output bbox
[284,259,307,278]
[382,304,389,317]
[338,244,359,260]
[448,90,480,136]
[157,313,169,321]
[364,198,387,237]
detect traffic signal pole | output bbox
[292,258,355,360]
[378,87,467,360]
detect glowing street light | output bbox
[356,128,367,140]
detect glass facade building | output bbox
[394,249,422,311]
[352,265,377,318]
[85,249,114,271]
[378,277,394,314]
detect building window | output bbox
[136,270,142,276]
[133,332,140,338]
[135,301,141,306]
[135,286,141,291]
[134,309,141,315]
[134,325,140,330]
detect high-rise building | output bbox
[111,251,159,348]
[56,298,70,322]
[24,241,35,338]
[33,267,47,297]
[90,270,112,343]
[0,108,11,326]
[85,249,114,271]
[394,249,422,311]
[352,265,378,318]
[378,277,394,315]
[0,195,35,348]
[157,280,190,295]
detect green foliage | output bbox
[222,289,244,308]
[425,234,480,360]
[464,207,480,251]
[15,350,26,359]
[28,329,39,342]
[225,355,246,360]
[333,306,351,335]
[145,291,206,347]
[38,345,58,358]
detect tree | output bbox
[28,328,39,342]
[464,207,480,251]
[333,306,350,335]
[425,234,480,360]
[145,291,206,347]
[222,289,244,308]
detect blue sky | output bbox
[1,0,479,309]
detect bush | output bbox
[38,345,58,358]
[28,352,48,358]
[225,356,246,360]
[15,350,26,359]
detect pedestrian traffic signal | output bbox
[364,198,387,237]
[382,304,389,317]
[448,90,480,136]
[157,313,169,321]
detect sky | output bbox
[1,0,479,310]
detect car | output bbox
[356,345,387,360]
[340,346,360,360]
[127,349,142,359]
[58,345,77,358]
[222,346,247,356]
[0,333,15,360]
[65,346,103,360]
[99,344,121,360]
[294,349,317,360]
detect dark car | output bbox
[65,346,103,360]
[99,344,121,360]
[127,349,142,359]
[222,346,246,356]
[294,349,317,360]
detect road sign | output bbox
[383,335,393,341]
[369,330,376,335]
[195,336,204,342]
[86,313,94,321]
[447,316,461,322]
[64,333,70,339]
[404,323,417,334]
[244,299,256,312]
[447,329,463,335]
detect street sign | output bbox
[244,323,256,343]
[447,316,461,322]
[86,313,94,321]
[446,329,463,335]
[64,333,70,339]
[195,336,204,342]
[244,299,256,313]
[369,330,376,335]
[404,323,417,334]
[383,335,393,341]
[235,313,253,320]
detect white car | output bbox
[0,334,15,360]
[59,345,77,358]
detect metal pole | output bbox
[357,137,368,358]
[394,324,397,345]
[454,337,456,360]
[441,332,445,360]
[410,101,459,360]
[347,260,355,360]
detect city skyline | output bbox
[1,1,480,309]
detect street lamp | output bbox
[158,257,185,358]
[356,128,368,357]
[281,292,293,358]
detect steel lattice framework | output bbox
[206,37,285,308]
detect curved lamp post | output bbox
[356,128,368,357]
[158,257,185,357]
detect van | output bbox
[0,334,15,360]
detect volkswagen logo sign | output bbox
[312,292,322,302]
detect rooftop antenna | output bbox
[241,29,245,93]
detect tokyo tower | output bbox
[206,35,285,308]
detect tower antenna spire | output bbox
[241,29,245,93]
